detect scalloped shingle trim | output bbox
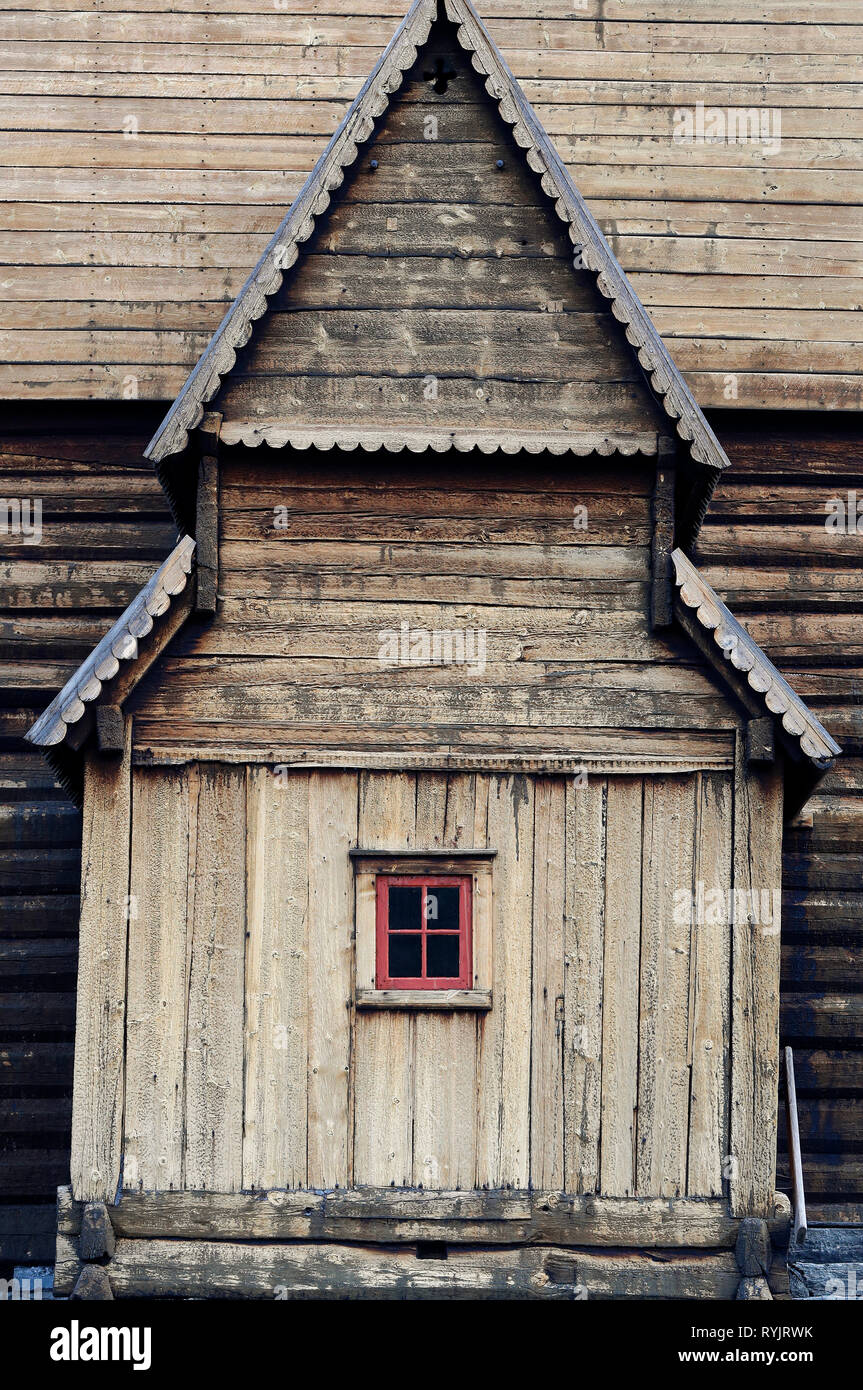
[145,0,732,474]
[443,0,730,473]
[145,0,438,465]
[218,423,663,456]
[672,548,841,770]
[26,536,195,748]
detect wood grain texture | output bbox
[352,772,416,1187]
[564,774,604,1194]
[637,775,696,1197]
[306,769,357,1188]
[183,764,246,1192]
[69,719,132,1203]
[243,766,309,1191]
[476,774,534,1188]
[124,765,190,1192]
[687,772,732,1198]
[599,776,642,1197]
[3,5,858,409]
[731,739,784,1217]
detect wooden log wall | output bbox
[695,411,863,1223]
[0,404,173,1268]
[0,1,861,410]
[129,451,741,761]
[116,765,737,1199]
[0,404,859,1266]
[212,23,667,450]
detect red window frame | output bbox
[375,875,473,990]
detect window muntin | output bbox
[375,875,472,990]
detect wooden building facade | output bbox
[1,0,860,1295]
[18,0,845,1299]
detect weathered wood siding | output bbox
[698,413,863,1222]
[212,23,667,449]
[129,452,742,763]
[0,405,172,1266]
[117,765,738,1199]
[1,1,859,410]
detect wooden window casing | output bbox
[375,874,473,990]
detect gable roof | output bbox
[671,549,841,771]
[26,536,195,749]
[144,0,732,483]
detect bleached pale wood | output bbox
[306,770,357,1189]
[637,776,697,1197]
[184,764,246,1192]
[530,777,566,1190]
[564,775,605,1195]
[59,1182,776,1249]
[476,775,534,1189]
[357,989,491,1011]
[70,719,132,1203]
[411,774,479,1189]
[731,740,784,1217]
[687,772,733,1198]
[124,766,190,1192]
[243,767,309,1191]
[599,776,642,1197]
[352,772,416,1187]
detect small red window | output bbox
[375,875,473,990]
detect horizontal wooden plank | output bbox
[95,1237,742,1299]
[57,1185,764,1250]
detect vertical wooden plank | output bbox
[637,775,696,1197]
[124,766,190,1193]
[564,774,605,1195]
[687,771,733,1197]
[731,740,784,1217]
[243,767,309,1191]
[530,777,566,1191]
[184,764,246,1192]
[476,775,534,1189]
[412,773,478,1189]
[352,772,416,1187]
[70,721,132,1204]
[599,776,642,1197]
[307,770,358,1189]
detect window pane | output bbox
[426,884,460,930]
[389,933,422,979]
[426,934,460,979]
[388,885,421,932]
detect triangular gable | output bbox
[144,0,731,483]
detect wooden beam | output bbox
[103,1238,739,1299]
[79,1202,116,1261]
[57,1185,784,1251]
[650,447,676,629]
[95,705,124,756]
[194,412,221,617]
[746,716,776,766]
